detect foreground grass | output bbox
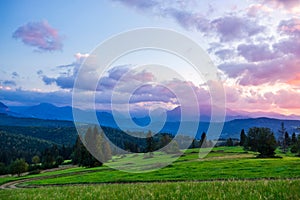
[1,180,299,200]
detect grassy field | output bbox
[1,146,300,199]
[23,147,300,186]
[1,180,299,200]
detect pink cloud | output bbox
[262,0,300,11]
[13,21,63,52]
[287,73,300,85]
[265,89,300,109]
[247,4,272,17]
[219,56,300,86]
[278,18,300,37]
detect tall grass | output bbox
[1,180,299,200]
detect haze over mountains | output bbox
[0,101,299,140]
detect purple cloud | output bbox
[211,16,265,42]
[237,43,279,62]
[165,9,211,32]
[113,0,211,33]
[215,49,235,60]
[112,0,158,10]
[273,38,300,57]
[13,21,63,52]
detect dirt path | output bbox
[2,172,300,190]
[0,166,103,189]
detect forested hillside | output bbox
[0,131,58,165]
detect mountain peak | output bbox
[37,103,56,107]
[0,102,8,109]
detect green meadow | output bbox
[1,146,300,199]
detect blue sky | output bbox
[1,0,300,117]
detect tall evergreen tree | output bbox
[291,132,297,145]
[191,139,197,149]
[199,132,207,148]
[278,122,287,153]
[284,132,291,147]
[146,131,154,156]
[98,129,112,162]
[291,133,300,154]
[240,129,246,146]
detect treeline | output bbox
[0,125,77,145]
[101,126,189,153]
[0,126,184,176]
[239,126,300,157]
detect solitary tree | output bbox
[244,127,277,158]
[240,129,246,146]
[291,132,297,146]
[278,122,287,153]
[32,155,40,165]
[199,132,207,148]
[9,159,28,177]
[291,134,300,154]
[191,139,197,149]
[146,131,154,156]
[284,132,291,147]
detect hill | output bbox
[0,113,74,127]
[0,125,77,146]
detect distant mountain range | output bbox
[0,101,299,139]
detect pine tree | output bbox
[284,132,291,147]
[240,129,246,146]
[191,139,196,149]
[291,132,297,145]
[199,132,207,148]
[278,122,287,153]
[99,130,112,162]
[291,133,299,154]
[146,131,154,156]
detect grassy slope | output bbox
[24,146,300,185]
[1,180,299,200]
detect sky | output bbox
[0,0,300,117]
